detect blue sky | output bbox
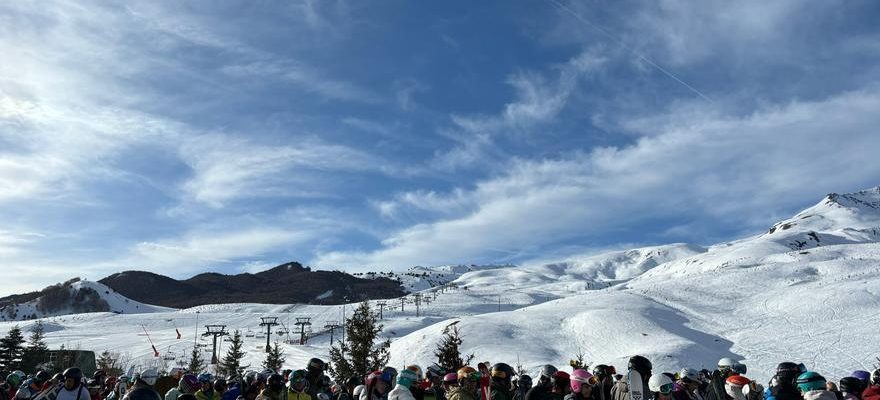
[3,0,880,296]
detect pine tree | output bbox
[262,342,285,372]
[20,321,48,372]
[434,322,473,372]
[189,346,206,374]
[97,350,124,376]
[218,330,247,378]
[328,301,391,380]
[0,326,26,370]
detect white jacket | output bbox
[56,386,92,400]
[387,386,415,400]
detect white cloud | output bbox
[222,61,381,104]
[315,87,880,269]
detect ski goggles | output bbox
[491,371,508,379]
[657,383,674,395]
[462,371,481,381]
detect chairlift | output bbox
[245,327,255,338]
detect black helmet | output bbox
[592,365,613,380]
[94,371,107,380]
[63,368,83,383]
[491,363,515,382]
[123,387,162,400]
[213,379,227,392]
[628,355,652,376]
[540,365,558,380]
[517,375,532,390]
[307,358,325,372]
[776,362,800,385]
[345,375,361,388]
[53,373,64,382]
[35,371,51,384]
[268,374,284,392]
[839,377,865,394]
[178,395,197,400]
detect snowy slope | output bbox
[1,280,172,321]
[0,187,877,386]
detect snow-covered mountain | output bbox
[1,187,878,384]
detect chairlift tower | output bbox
[259,316,279,352]
[376,301,387,320]
[202,325,227,364]
[295,317,313,345]
[324,321,341,346]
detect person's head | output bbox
[628,356,652,379]
[648,374,674,400]
[366,370,391,395]
[139,369,159,387]
[591,365,615,387]
[852,371,871,388]
[426,365,443,386]
[34,371,50,386]
[797,372,827,394]
[179,374,200,394]
[6,371,24,388]
[442,373,458,390]
[63,368,83,391]
[179,394,197,400]
[406,366,423,382]
[457,367,479,391]
[397,370,418,390]
[267,374,284,393]
[725,375,750,400]
[551,371,570,395]
[678,368,700,391]
[93,371,107,385]
[170,368,184,381]
[840,376,866,397]
[570,370,594,398]
[213,379,228,394]
[382,368,398,390]
[717,358,736,375]
[491,364,515,387]
[345,376,361,392]
[307,359,325,378]
[776,363,801,387]
[198,373,214,392]
[517,375,532,392]
[538,365,558,388]
[289,371,309,393]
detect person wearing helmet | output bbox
[724,376,750,400]
[490,364,515,400]
[123,368,161,400]
[591,365,615,400]
[362,371,393,400]
[526,366,558,400]
[335,376,361,400]
[167,375,199,400]
[256,374,285,400]
[513,376,531,400]
[852,372,871,391]
[672,368,703,400]
[194,374,219,400]
[565,370,593,400]
[442,374,458,394]
[448,368,478,400]
[612,356,653,400]
[764,362,802,400]
[422,368,444,400]
[838,378,864,400]
[648,374,674,400]
[796,372,834,400]
[4,371,25,400]
[402,366,425,400]
[305,360,326,400]
[383,369,400,394]
[17,371,51,400]
[388,369,419,400]
[56,368,91,400]
[288,370,312,400]
[549,372,570,400]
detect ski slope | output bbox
[1,188,879,385]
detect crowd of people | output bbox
[2,356,880,400]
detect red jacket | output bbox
[863,385,880,400]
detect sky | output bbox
[2,0,880,296]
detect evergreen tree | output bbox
[0,326,26,370]
[434,322,473,372]
[96,350,124,376]
[262,342,285,372]
[328,301,391,381]
[189,346,206,374]
[219,330,247,378]
[20,321,48,372]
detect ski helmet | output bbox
[718,358,736,372]
[197,373,213,383]
[518,375,532,390]
[406,365,424,381]
[179,374,199,394]
[6,372,23,387]
[648,374,674,394]
[307,358,325,373]
[426,365,443,380]
[628,356,652,377]
[491,363,515,383]
[443,373,458,384]
[178,395,196,400]
[212,379,227,393]
[679,368,700,384]
[592,365,613,381]
[289,370,309,392]
[540,365,558,381]
[839,377,865,395]
[796,372,826,393]
[34,371,50,384]
[268,374,284,392]
[732,363,747,375]
[458,367,479,382]
[852,371,871,386]
[570,370,594,394]
[397,369,418,389]
[139,368,159,386]
[63,368,83,387]
[551,371,570,389]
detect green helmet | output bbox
[796,372,826,393]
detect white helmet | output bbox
[139,368,159,386]
[679,368,699,383]
[718,358,736,370]
[648,374,674,393]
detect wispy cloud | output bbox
[315,87,880,269]
[222,61,382,104]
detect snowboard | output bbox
[627,370,644,400]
